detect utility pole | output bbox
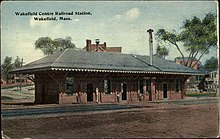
[19,58,24,91]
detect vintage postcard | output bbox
[1,1,219,138]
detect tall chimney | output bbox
[147,29,153,66]
[86,39,91,51]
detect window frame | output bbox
[104,79,112,94]
[139,80,151,94]
[65,77,75,95]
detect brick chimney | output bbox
[86,39,92,51]
[147,29,154,66]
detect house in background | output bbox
[204,70,218,92]
[83,39,122,53]
[175,57,204,91]
[175,57,201,70]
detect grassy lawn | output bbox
[1,96,14,100]
[1,85,35,103]
[1,84,34,89]
[186,92,217,97]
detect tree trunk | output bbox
[186,51,193,67]
[191,50,208,69]
[167,40,186,64]
[189,51,199,68]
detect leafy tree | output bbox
[35,36,77,55]
[156,13,217,69]
[35,37,54,55]
[54,36,76,51]
[13,56,23,68]
[155,44,169,59]
[204,56,218,72]
[1,56,24,84]
[1,56,13,83]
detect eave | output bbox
[11,66,203,76]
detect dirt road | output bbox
[1,102,219,138]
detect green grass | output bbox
[186,92,217,97]
[1,84,34,89]
[1,96,14,100]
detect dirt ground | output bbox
[1,102,219,138]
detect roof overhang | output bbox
[11,67,204,76]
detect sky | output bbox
[1,1,218,65]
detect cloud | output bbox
[114,14,122,20]
[113,8,140,22]
[125,8,140,20]
[74,18,80,22]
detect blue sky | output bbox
[1,1,218,65]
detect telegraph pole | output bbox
[19,58,24,91]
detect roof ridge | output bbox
[53,49,69,64]
[131,54,162,71]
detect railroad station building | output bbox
[12,49,201,104]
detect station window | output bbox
[66,77,75,95]
[139,80,151,94]
[104,79,111,94]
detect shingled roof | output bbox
[12,49,202,75]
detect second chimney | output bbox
[147,29,153,66]
[86,39,92,51]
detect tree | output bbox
[155,44,169,59]
[204,56,218,72]
[53,36,76,51]
[1,56,24,84]
[13,56,23,68]
[1,56,13,83]
[35,36,77,55]
[35,37,54,55]
[156,13,217,69]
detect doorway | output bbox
[121,83,127,100]
[87,83,93,102]
[41,84,46,103]
[163,83,168,99]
